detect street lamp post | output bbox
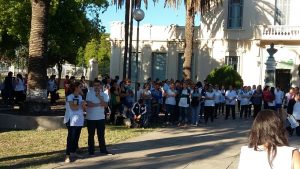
[133,8,144,102]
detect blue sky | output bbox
[100,1,200,33]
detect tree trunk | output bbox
[123,0,130,79]
[183,3,195,80]
[23,0,51,114]
[57,62,62,90]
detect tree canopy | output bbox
[0,0,108,68]
[206,65,243,89]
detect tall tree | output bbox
[112,0,149,80]
[25,0,51,113]
[165,0,221,80]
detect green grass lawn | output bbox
[0,125,154,169]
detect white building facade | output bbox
[110,0,300,90]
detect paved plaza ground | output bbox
[41,117,300,169]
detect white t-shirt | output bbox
[204,91,215,107]
[165,89,176,105]
[293,101,300,120]
[239,90,251,106]
[67,94,84,126]
[86,89,109,120]
[238,146,296,169]
[275,90,284,104]
[15,78,25,91]
[178,89,190,108]
[214,90,222,103]
[225,90,237,105]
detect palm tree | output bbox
[113,0,148,79]
[24,0,51,114]
[165,0,221,80]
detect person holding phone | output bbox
[86,79,112,156]
[65,82,86,163]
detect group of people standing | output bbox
[0,72,27,105]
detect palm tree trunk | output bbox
[183,3,195,80]
[123,0,130,79]
[23,0,51,114]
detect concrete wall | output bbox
[0,114,65,130]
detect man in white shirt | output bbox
[275,86,284,111]
[86,79,111,156]
[225,85,237,120]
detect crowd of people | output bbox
[60,74,300,131]
[0,72,27,105]
[62,74,300,163]
[1,71,300,164]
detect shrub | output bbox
[206,65,243,89]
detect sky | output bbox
[99,1,200,33]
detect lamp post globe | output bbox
[133,8,145,22]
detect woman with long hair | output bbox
[64,82,86,163]
[238,109,300,169]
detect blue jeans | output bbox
[87,119,107,155]
[191,104,200,125]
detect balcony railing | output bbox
[257,25,300,40]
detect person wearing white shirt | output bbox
[204,84,215,124]
[86,79,111,156]
[178,82,191,126]
[225,85,237,120]
[65,82,86,163]
[291,93,300,136]
[14,74,25,104]
[213,85,222,119]
[239,86,252,119]
[275,86,284,111]
[238,110,300,169]
[165,83,177,124]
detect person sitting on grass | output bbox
[131,99,147,128]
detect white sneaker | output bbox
[65,155,71,163]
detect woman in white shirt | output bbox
[14,74,25,104]
[238,109,300,169]
[204,84,215,124]
[165,83,177,124]
[65,82,86,163]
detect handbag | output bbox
[287,115,299,129]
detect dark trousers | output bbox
[214,103,220,118]
[240,105,250,118]
[165,104,175,123]
[225,105,236,119]
[253,104,262,118]
[87,119,107,155]
[66,125,82,155]
[49,90,56,104]
[15,90,25,104]
[219,103,225,114]
[204,106,214,123]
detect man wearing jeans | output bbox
[86,79,111,156]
